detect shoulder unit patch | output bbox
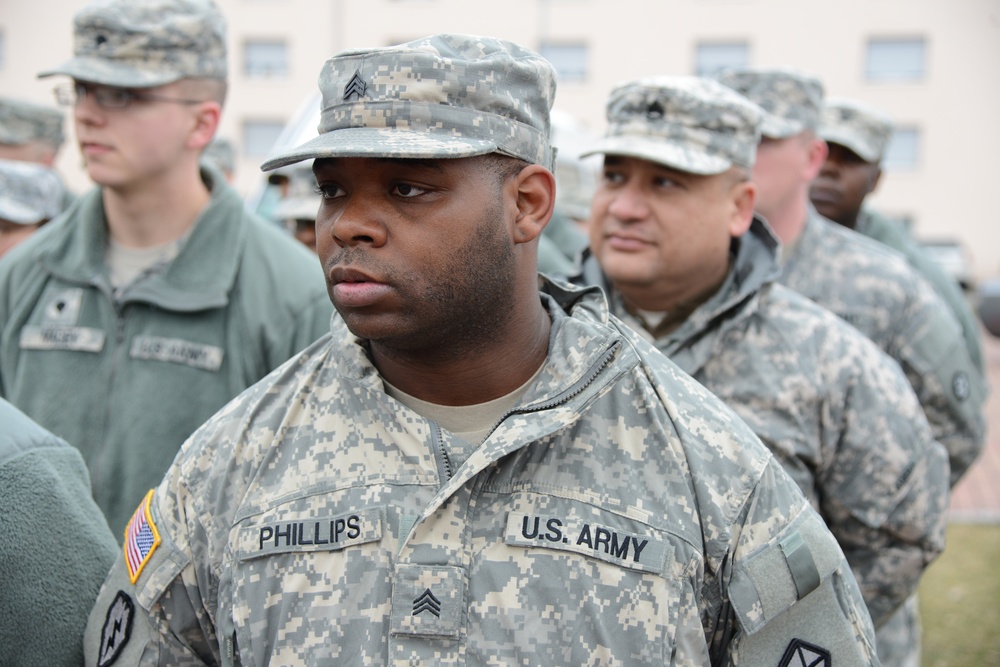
[777,638,831,667]
[97,590,134,667]
[124,489,161,584]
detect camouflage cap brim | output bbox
[273,195,321,222]
[38,56,185,88]
[262,126,501,172]
[581,135,733,175]
[0,159,63,224]
[819,126,880,162]
[759,113,806,139]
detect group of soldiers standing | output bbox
[0,1,986,666]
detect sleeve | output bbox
[83,476,219,666]
[715,459,881,666]
[890,288,987,487]
[818,340,950,626]
[0,444,118,667]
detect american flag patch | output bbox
[124,490,161,584]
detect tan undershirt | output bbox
[385,362,545,469]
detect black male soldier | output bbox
[85,35,879,666]
[811,97,984,374]
[575,74,948,650]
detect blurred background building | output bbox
[2,0,998,280]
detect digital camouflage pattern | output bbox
[83,280,879,666]
[781,210,987,488]
[0,158,64,224]
[576,217,949,631]
[38,0,227,88]
[715,67,823,139]
[581,76,763,175]
[272,164,321,222]
[856,207,985,375]
[820,98,894,163]
[261,34,558,172]
[0,96,65,147]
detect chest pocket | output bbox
[464,491,684,666]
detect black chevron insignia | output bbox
[412,588,442,617]
[343,70,367,101]
[777,638,831,667]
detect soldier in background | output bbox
[0,0,332,534]
[272,163,320,252]
[812,97,984,373]
[0,95,76,210]
[0,158,64,258]
[577,73,948,646]
[719,66,985,667]
[84,34,878,666]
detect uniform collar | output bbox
[39,165,247,311]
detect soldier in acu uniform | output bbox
[811,97,985,374]
[0,0,332,533]
[575,74,949,656]
[718,66,985,667]
[85,34,879,666]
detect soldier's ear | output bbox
[729,177,756,238]
[511,164,556,245]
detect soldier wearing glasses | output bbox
[0,0,332,534]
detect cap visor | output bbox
[260,127,499,172]
[581,135,732,175]
[38,57,180,88]
[819,128,878,163]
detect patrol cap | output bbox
[0,97,66,147]
[260,33,557,172]
[37,0,227,88]
[716,67,824,139]
[0,159,64,225]
[820,98,894,163]
[273,166,321,221]
[582,76,763,175]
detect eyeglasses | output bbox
[53,82,204,110]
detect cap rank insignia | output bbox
[124,490,161,584]
[344,70,367,101]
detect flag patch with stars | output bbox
[124,490,160,584]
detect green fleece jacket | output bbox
[0,166,334,533]
[0,398,117,667]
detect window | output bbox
[242,120,286,157]
[244,40,288,78]
[882,127,920,170]
[694,41,749,77]
[539,42,588,83]
[865,38,926,82]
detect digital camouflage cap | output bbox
[0,158,64,225]
[273,165,322,221]
[0,97,65,147]
[716,67,824,139]
[582,76,763,175]
[260,34,558,171]
[820,98,894,163]
[37,0,227,88]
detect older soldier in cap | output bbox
[812,98,984,374]
[84,34,878,666]
[576,73,949,652]
[0,158,64,258]
[718,66,984,666]
[0,0,331,534]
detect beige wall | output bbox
[3,0,999,276]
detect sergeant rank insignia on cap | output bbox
[778,638,830,667]
[124,489,161,584]
[344,70,367,101]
